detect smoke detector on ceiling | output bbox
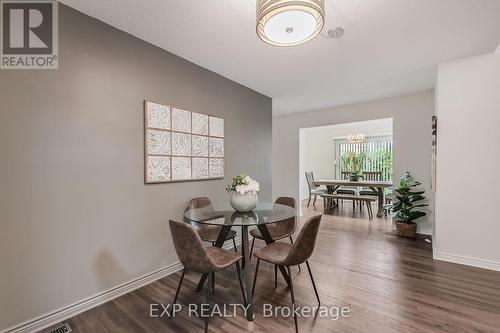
[324,27,344,39]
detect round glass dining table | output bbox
[183,202,296,321]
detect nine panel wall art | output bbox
[144,100,224,183]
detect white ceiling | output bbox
[60,0,500,115]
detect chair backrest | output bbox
[363,171,382,181]
[268,197,297,236]
[184,197,215,232]
[169,220,216,273]
[275,196,296,208]
[340,171,358,189]
[341,171,350,180]
[305,172,316,192]
[283,214,322,266]
[185,197,214,212]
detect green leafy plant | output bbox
[368,148,393,179]
[389,172,428,223]
[340,151,367,178]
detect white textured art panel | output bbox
[209,137,224,157]
[145,100,224,183]
[192,112,209,135]
[209,158,224,178]
[147,129,171,155]
[146,102,170,130]
[192,135,209,157]
[172,157,191,180]
[147,156,170,182]
[172,132,191,156]
[209,116,224,137]
[192,158,209,179]
[172,108,191,133]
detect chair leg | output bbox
[173,267,187,305]
[249,237,255,262]
[213,272,216,293]
[313,195,317,207]
[307,194,312,207]
[205,272,213,333]
[306,261,320,306]
[286,266,298,333]
[367,203,373,220]
[232,237,238,253]
[235,261,247,306]
[252,259,260,298]
[289,236,301,272]
[274,265,278,288]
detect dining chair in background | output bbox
[358,171,382,212]
[252,214,322,333]
[169,220,246,333]
[249,197,301,283]
[185,197,238,251]
[305,172,326,207]
[358,171,382,196]
[337,171,359,210]
[338,171,358,196]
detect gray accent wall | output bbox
[273,91,434,234]
[0,4,271,329]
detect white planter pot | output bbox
[230,192,258,212]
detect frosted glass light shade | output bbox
[257,0,325,46]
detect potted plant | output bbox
[226,174,260,212]
[389,171,428,238]
[340,151,366,181]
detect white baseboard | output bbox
[1,239,242,333]
[433,251,500,272]
[1,261,184,333]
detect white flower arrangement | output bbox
[226,174,260,195]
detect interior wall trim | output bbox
[433,251,500,272]
[1,240,240,333]
[0,262,183,333]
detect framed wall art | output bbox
[144,100,224,184]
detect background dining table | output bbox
[183,202,297,321]
[312,179,393,217]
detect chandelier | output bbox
[347,134,366,144]
[256,0,325,47]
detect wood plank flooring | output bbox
[47,201,500,333]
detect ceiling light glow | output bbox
[257,0,325,47]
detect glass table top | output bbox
[183,202,296,226]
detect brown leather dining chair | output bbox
[252,215,322,333]
[185,197,238,251]
[169,220,246,333]
[249,197,301,281]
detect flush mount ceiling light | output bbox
[256,0,325,47]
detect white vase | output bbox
[230,192,258,212]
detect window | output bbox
[334,135,393,181]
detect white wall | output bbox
[299,119,393,201]
[273,91,434,234]
[434,51,500,271]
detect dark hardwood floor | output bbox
[52,201,500,333]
